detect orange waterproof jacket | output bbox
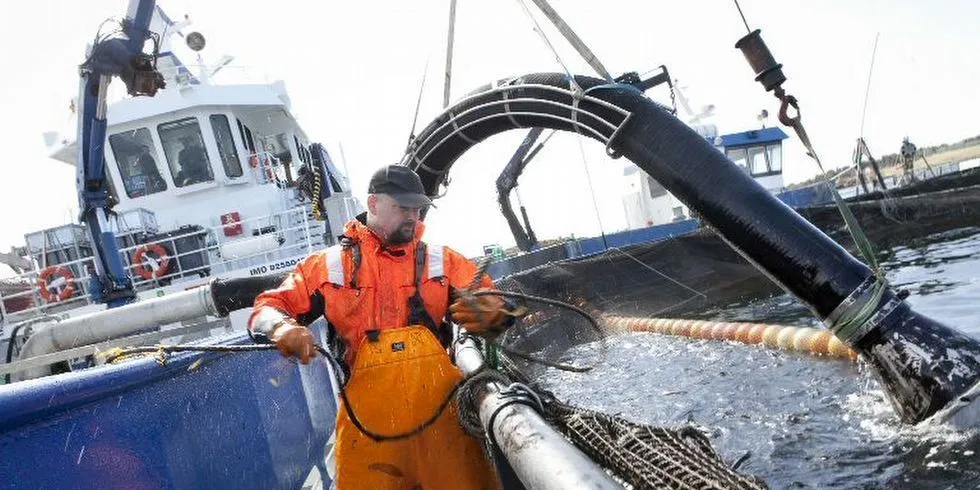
[248,215,492,364]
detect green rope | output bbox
[828,182,882,274]
[781,107,883,276]
[484,341,502,370]
[830,278,888,343]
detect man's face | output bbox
[369,194,422,245]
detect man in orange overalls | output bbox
[249,165,514,489]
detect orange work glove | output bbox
[449,290,515,335]
[270,320,316,364]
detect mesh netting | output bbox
[455,360,769,490]
[457,173,980,490]
[454,240,780,488]
[494,235,778,331]
[797,182,980,251]
[545,400,768,490]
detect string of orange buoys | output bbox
[602,315,858,360]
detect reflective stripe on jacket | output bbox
[248,215,492,364]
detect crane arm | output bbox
[75,0,165,307]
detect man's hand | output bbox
[450,290,516,335]
[270,320,316,364]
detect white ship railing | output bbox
[0,205,325,323]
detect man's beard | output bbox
[386,222,416,245]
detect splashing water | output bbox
[532,227,980,489]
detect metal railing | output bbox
[0,206,322,322]
[247,151,289,187]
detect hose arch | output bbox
[402,73,980,424]
[403,73,866,317]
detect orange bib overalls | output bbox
[335,326,501,490]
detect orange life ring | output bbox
[38,266,75,302]
[132,243,171,280]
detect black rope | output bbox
[456,368,511,438]
[105,343,459,443]
[337,362,463,443]
[732,0,752,34]
[471,289,607,373]
[104,289,604,441]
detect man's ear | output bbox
[366,194,378,215]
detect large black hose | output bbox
[210,273,289,316]
[403,73,980,424]
[4,323,28,384]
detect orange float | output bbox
[132,243,171,280]
[37,266,75,302]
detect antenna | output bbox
[859,33,880,137]
[208,55,235,78]
[338,143,352,190]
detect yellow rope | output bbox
[603,315,856,360]
[311,164,325,221]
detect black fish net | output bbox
[456,170,980,490]
[455,240,773,489]
[456,359,769,490]
[545,399,768,490]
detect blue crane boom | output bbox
[75,0,165,307]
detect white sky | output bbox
[1,0,978,260]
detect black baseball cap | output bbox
[367,165,433,208]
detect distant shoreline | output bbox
[788,137,980,189]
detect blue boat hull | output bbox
[0,327,337,490]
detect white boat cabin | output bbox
[622,127,787,228]
[0,8,362,327]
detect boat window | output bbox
[766,144,782,173]
[727,148,748,173]
[210,115,243,178]
[748,147,768,175]
[264,133,293,164]
[647,176,668,198]
[158,117,215,187]
[104,166,121,206]
[294,135,311,164]
[108,128,168,198]
[236,119,255,153]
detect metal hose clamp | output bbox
[825,275,898,345]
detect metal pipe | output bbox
[454,336,486,378]
[479,383,623,490]
[12,274,287,381]
[443,0,457,108]
[527,0,613,81]
[1,321,218,379]
[13,286,217,381]
[453,338,623,489]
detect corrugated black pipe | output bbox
[210,273,288,317]
[403,73,980,424]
